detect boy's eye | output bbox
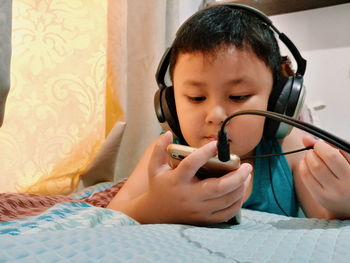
[188,96,206,102]
[229,95,250,101]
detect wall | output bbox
[271,3,350,141]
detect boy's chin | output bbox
[229,141,258,158]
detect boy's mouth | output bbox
[205,135,218,141]
[205,135,232,143]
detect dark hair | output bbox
[169,5,282,83]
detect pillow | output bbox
[0,179,126,222]
[79,121,126,188]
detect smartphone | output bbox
[166,144,240,180]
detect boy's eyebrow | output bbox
[224,78,245,86]
[183,78,246,87]
[182,80,206,87]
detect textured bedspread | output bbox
[1,182,350,262]
[1,207,349,262]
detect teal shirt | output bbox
[243,138,299,217]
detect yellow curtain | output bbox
[0,0,123,195]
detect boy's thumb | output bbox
[148,131,173,177]
[302,134,317,147]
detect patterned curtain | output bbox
[0,0,123,195]
[0,0,12,127]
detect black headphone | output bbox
[154,3,307,142]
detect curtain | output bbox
[0,0,123,195]
[0,0,190,195]
[114,0,182,181]
[0,0,12,127]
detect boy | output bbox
[107,4,350,225]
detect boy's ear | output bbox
[281,56,295,77]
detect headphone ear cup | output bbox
[154,89,165,123]
[156,86,186,142]
[285,75,305,117]
[264,77,293,139]
[264,75,305,139]
[275,76,305,138]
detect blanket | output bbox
[0,180,125,222]
[1,183,350,263]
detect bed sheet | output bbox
[1,207,350,262]
[1,183,350,263]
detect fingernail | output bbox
[244,163,253,174]
[206,140,218,151]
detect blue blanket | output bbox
[1,189,350,262]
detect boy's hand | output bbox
[299,135,350,219]
[142,131,252,225]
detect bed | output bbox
[1,181,349,263]
[2,1,350,261]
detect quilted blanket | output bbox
[1,183,350,262]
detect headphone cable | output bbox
[240,145,313,161]
[268,149,289,216]
[217,110,350,162]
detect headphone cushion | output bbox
[264,75,305,139]
[154,89,165,123]
[285,75,304,117]
[264,77,293,138]
[160,86,185,141]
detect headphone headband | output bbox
[156,3,307,89]
[155,48,171,90]
[223,3,307,75]
[175,3,307,77]
[155,3,307,141]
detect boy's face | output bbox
[173,46,273,157]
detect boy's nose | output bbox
[205,105,227,125]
